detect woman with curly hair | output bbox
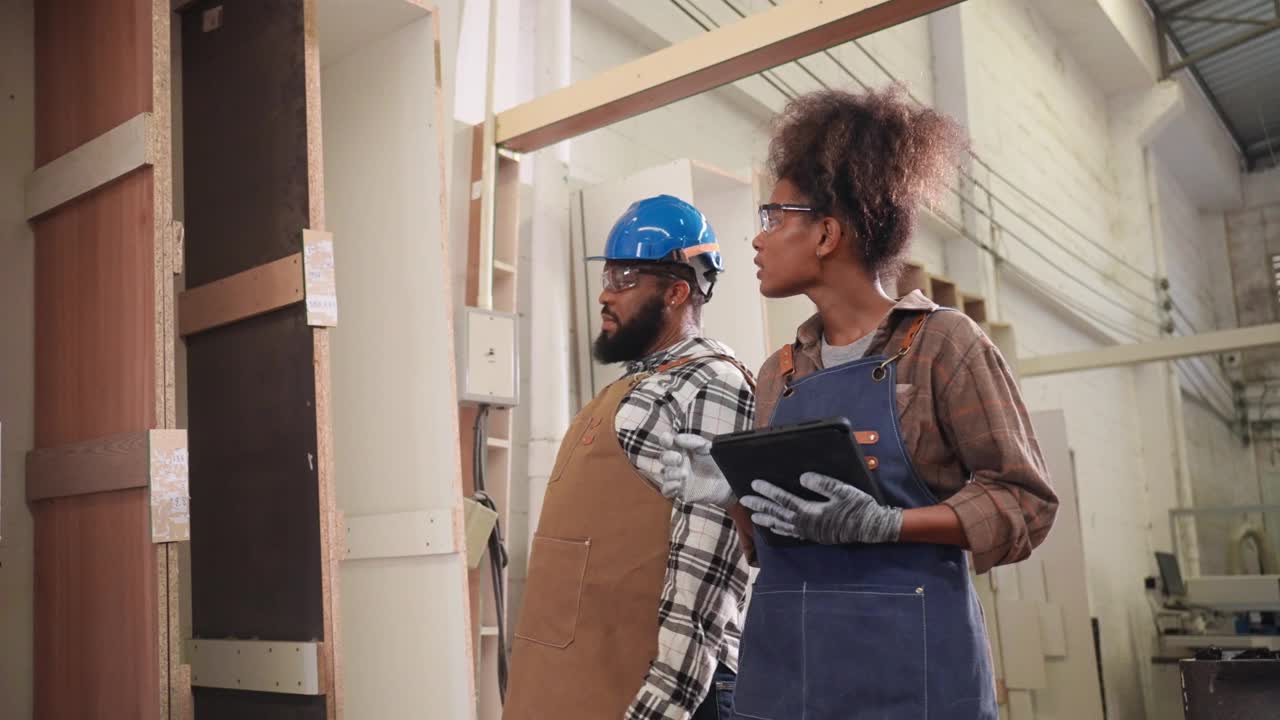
[660,88,1059,719]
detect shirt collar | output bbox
[795,290,937,354]
[625,336,734,375]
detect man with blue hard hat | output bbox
[505,195,756,720]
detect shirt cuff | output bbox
[625,685,695,720]
[942,481,1016,575]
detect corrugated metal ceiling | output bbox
[1151,0,1280,168]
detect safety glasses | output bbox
[758,203,815,233]
[600,265,687,293]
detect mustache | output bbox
[601,307,618,322]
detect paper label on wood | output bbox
[149,429,190,543]
[302,229,338,327]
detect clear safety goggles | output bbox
[601,264,688,293]
[758,203,816,233]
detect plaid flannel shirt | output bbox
[753,291,1058,574]
[614,337,754,720]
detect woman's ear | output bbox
[816,217,844,259]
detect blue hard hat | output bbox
[589,195,723,296]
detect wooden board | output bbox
[320,12,475,715]
[32,1,163,713]
[181,0,340,716]
[179,253,305,336]
[25,112,154,220]
[26,431,152,501]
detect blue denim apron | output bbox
[734,312,996,720]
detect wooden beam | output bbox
[494,0,962,152]
[1020,323,1280,377]
[26,428,189,538]
[27,432,152,501]
[25,113,154,220]
[178,254,304,336]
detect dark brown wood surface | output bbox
[181,0,312,286]
[186,308,324,639]
[194,688,327,719]
[181,1,337,715]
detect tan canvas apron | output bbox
[503,370,676,719]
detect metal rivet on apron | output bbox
[871,366,887,382]
[916,587,924,594]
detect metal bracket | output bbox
[343,509,456,561]
[188,639,321,695]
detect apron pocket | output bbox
[804,584,928,719]
[514,535,591,648]
[733,586,805,720]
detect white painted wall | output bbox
[0,0,35,716]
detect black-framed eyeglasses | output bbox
[601,264,689,293]
[758,203,816,233]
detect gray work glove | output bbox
[739,472,902,545]
[656,432,736,508]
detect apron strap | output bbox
[872,311,933,381]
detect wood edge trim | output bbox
[24,429,188,504]
[25,112,155,220]
[178,253,305,337]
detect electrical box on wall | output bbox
[459,307,519,407]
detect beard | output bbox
[592,294,666,364]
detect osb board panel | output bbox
[186,308,323,639]
[180,0,313,287]
[33,171,157,447]
[34,0,152,164]
[194,688,326,719]
[33,489,159,720]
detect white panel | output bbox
[189,639,320,695]
[1038,602,1067,658]
[1027,410,1106,718]
[344,510,455,561]
[1008,689,1035,720]
[578,160,697,396]
[322,12,472,720]
[996,597,1048,690]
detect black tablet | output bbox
[710,417,884,505]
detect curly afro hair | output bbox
[767,86,966,277]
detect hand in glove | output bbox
[656,432,736,508]
[739,472,902,545]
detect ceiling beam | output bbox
[494,0,962,153]
[1020,323,1280,377]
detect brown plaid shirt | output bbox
[754,291,1058,573]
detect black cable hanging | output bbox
[472,405,510,703]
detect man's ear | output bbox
[666,277,693,307]
[816,217,844,259]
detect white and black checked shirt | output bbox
[615,337,754,720]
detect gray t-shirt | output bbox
[821,332,875,368]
